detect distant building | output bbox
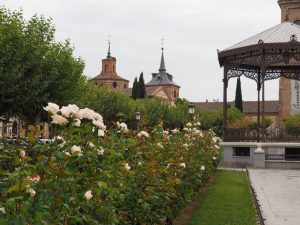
[90,42,129,94]
[146,48,180,104]
[91,44,180,104]
[193,100,280,126]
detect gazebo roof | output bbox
[223,22,300,52]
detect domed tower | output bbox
[91,42,129,92]
[278,0,300,125]
[146,47,180,103]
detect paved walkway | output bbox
[248,169,300,225]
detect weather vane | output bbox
[161,37,164,50]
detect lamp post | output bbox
[188,103,195,120]
[135,112,141,132]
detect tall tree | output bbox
[132,77,138,100]
[235,77,243,112]
[0,7,85,124]
[138,72,146,99]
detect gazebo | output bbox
[218,21,300,142]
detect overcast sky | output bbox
[2,0,281,102]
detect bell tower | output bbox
[278,0,300,127]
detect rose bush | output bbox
[0,103,221,225]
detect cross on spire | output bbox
[161,37,164,51]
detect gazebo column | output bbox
[261,52,266,129]
[222,66,228,141]
[257,72,261,142]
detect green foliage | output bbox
[138,72,146,99]
[132,77,138,100]
[77,83,135,125]
[198,107,244,135]
[235,77,243,113]
[0,104,221,224]
[0,7,85,123]
[284,114,300,133]
[131,72,146,100]
[188,171,256,225]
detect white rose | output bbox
[71,145,82,156]
[124,163,131,170]
[93,112,103,121]
[213,157,217,160]
[60,106,72,118]
[98,129,105,137]
[201,166,205,171]
[186,123,192,127]
[43,102,59,114]
[73,119,81,127]
[137,131,149,138]
[183,143,189,148]
[65,152,71,156]
[26,187,36,197]
[67,104,80,115]
[171,128,179,134]
[180,163,186,168]
[0,207,5,214]
[97,147,105,156]
[76,108,95,120]
[157,143,163,148]
[51,114,68,125]
[118,122,128,133]
[88,142,95,148]
[93,120,106,130]
[84,190,93,201]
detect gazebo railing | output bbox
[224,128,300,142]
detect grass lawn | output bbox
[187,170,256,225]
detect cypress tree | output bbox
[132,77,138,100]
[235,77,243,112]
[138,72,146,98]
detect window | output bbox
[174,90,176,98]
[124,84,127,88]
[112,82,117,88]
[233,147,250,157]
[105,65,108,72]
[285,148,300,161]
[113,65,115,73]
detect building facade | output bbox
[91,43,129,93]
[146,48,180,104]
[278,0,300,126]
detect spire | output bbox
[159,37,166,72]
[107,40,111,58]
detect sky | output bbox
[1,0,281,102]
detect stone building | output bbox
[146,48,180,104]
[90,43,129,93]
[278,0,300,126]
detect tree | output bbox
[138,72,146,99]
[235,77,243,112]
[0,7,85,124]
[132,77,138,100]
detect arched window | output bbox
[124,83,127,88]
[105,65,108,72]
[174,90,177,98]
[113,82,117,88]
[12,121,18,136]
[113,65,115,73]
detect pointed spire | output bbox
[159,47,166,72]
[107,40,111,58]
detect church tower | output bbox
[278,0,300,126]
[91,42,129,92]
[146,47,180,103]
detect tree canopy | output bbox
[0,7,85,123]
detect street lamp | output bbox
[188,103,195,115]
[135,112,141,132]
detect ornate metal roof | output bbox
[146,49,180,87]
[223,22,300,52]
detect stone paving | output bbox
[248,169,300,225]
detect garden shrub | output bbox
[0,103,220,225]
[284,114,300,133]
